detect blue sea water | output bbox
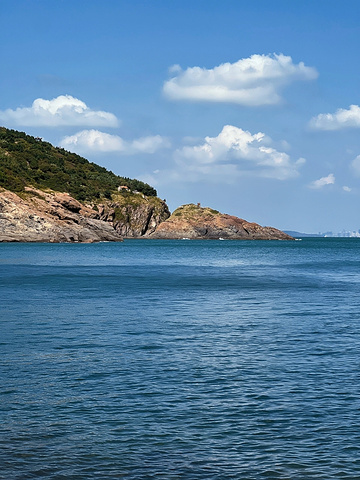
[1,238,360,479]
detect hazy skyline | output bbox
[1,0,360,232]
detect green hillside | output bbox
[0,127,157,201]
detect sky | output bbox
[1,0,360,233]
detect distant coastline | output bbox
[283,231,322,238]
[284,230,360,238]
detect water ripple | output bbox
[1,239,360,479]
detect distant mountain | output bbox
[283,231,323,238]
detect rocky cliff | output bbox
[97,192,170,237]
[0,187,171,243]
[0,187,123,242]
[151,204,294,240]
[0,127,169,242]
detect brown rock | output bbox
[150,204,294,240]
[0,188,123,243]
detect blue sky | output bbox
[1,0,360,233]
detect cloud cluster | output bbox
[60,129,170,155]
[162,125,305,182]
[309,173,335,189]
[0,95,119,127]
[310,105,360,130]
[163,54,318,106]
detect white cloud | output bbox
[163,53,318,106]
[310,105,360,130]
[61,130,125,152]
[343,186,352,192]
[0,95,119,127]
[60,129,170,155]
[173,125,305,181]
[351,155,360,176]
[309,173,335,189]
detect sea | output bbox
[1,238,360,479]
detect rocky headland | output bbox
[0,127,292,243]
[0,187,171,243]
[151,204,294,240]
[0,127,169,242]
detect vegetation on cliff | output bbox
[172,203,220,219]
[98,191,170,237]
[0,127,157,201]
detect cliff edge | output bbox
[97,191,170,238]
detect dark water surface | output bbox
[1,238,360,479]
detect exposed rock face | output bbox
[151,204,294,240]
[0,190,291,243]
[98,193,170,237]
[0,188,123,243]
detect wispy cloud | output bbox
[60,129,170,155]
[163,53,318,106]
[350,155,360,176]
[310,105,360,130]
[0,95,119,127]
[309,173,335,189]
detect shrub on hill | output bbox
[0,127,157,201]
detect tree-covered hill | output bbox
[0,127,157,201]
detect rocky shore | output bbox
[151,204,294,240]
[0,187,172,243]
[0,188,122,243]
[0,192,292,243]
